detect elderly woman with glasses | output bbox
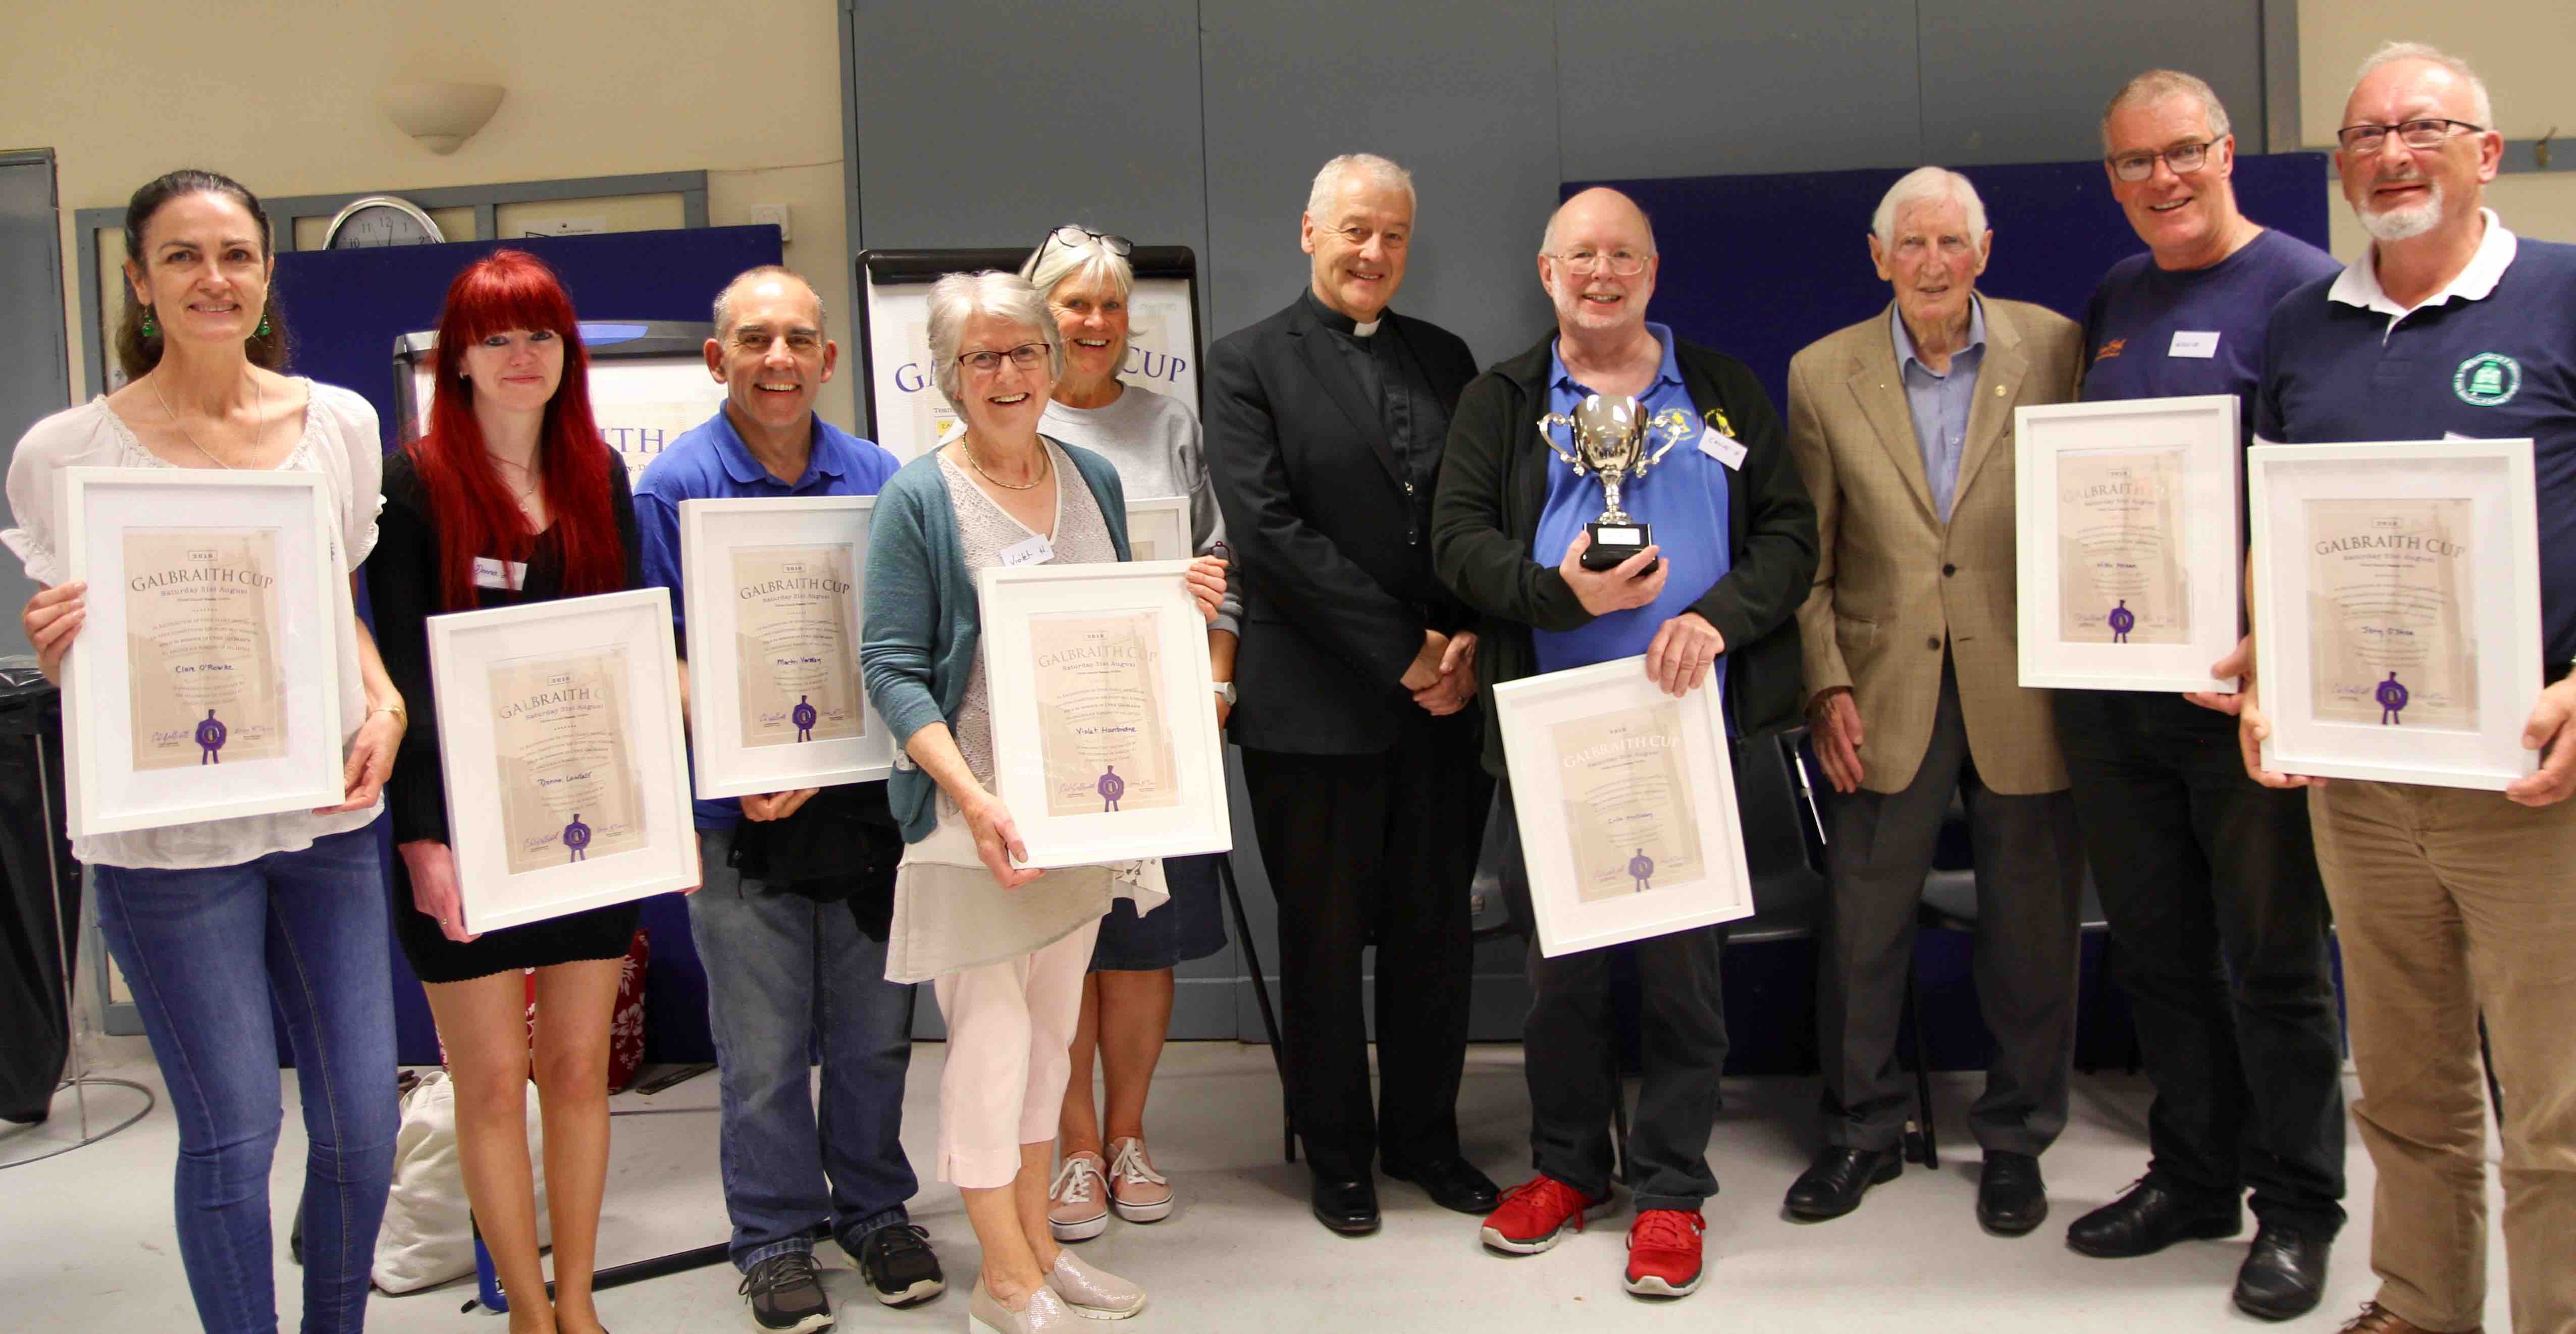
[1016,226,1240,1245]
[860,271,1225,1333]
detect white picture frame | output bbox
[2248,438,2542,790]
[1122,495,1191,563]
[1492,657,1754,957]
[976,560,1230,867]
[678,496,892,798]
[60,467,346,836]
[2015,395,2244,692]
[427,588,697,933]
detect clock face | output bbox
[325,198,443,249]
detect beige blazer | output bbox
[1786,297,2084,796]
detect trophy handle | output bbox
[1535,412,1585,470]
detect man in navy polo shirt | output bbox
[2246,43,2576,1334]
[1432,187,1817,1299]
[634,266,942,1331]
[2054,70,2348,1321]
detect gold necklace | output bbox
[962,436,1049,491]
[151,370,270,470]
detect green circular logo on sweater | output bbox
[2453,352,2521,407]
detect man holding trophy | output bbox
[1432,186,1817,1297]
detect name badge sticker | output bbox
[473,557,529,591]
[998,534,1056,567]
[2168,331,2221,358]
[1697,429,1747,471]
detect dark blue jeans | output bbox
[690,826,919,1270]
[92,824,399,1334]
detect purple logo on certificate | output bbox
[1096,765,1125,812]
[2377,671,2409,726]
[2107,600,2134,644]
[195,709,228,765]
[792,694,817,742]
[563,813,593,862]
[1627,847,1654,893]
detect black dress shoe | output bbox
[1976,1152,2048,1236]
[2065,1178,2243,1258]
[1311,1177,1380,1235]
[1783,1144,1904,1221]
[1383,1156,1500,1215]
[2234,1223,2331,1321]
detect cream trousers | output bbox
[930,916,1103,1190]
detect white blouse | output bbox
[2,380,387,870]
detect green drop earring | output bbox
[140,307,156,338]
[255,314,270,338]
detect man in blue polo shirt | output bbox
[634,266,941,1331]
[1431,187,1818,1299]
[2245,43,2576,1334]
[2054,70,2348,1321]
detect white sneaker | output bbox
[1047,1152,1110,1242]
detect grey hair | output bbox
[1305,153,1416,224]
[924,271,1066,411]
[1871,167,1989,246]
[1019,226,1135,304]
[2100,69,2233,153]
[2353,40,2495,129]
[712,264,827,342]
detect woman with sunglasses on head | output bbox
[364,250,649,1334]
[6,168,404,1334]
[1017,227,1239,1244]
[860,271,1225,1332]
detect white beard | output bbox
[2357,179,2444,242]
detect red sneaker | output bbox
[1480,1175,1611,1255]
[1624,1208,1706,1297]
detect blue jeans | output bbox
[92,824,399,1334]
[690,826,919,1269]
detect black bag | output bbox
[724,782,906,940]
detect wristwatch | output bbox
[1211,680,1238,706]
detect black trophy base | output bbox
[1582,519,1658,576]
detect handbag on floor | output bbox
[372,1070,552,1294]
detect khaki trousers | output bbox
[2309,781,2576,1334]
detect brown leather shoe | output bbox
[2335,1302,2481,1334]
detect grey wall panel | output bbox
[851,0,1209,257]
[1917,2,2266,167]
[1197,0,1559,364]
[1557,0,1925,180]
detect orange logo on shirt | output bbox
[2094,339,2128,362]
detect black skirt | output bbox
[388,848,642,985]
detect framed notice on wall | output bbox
[428,588,697,933]
[856,246,1203,461]
[2248,438,2542,790]
[59,468,347,836]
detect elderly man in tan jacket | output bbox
[1781,166,2088,1237]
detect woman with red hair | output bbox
[366,249,644,1334]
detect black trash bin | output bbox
[0,666,79,1124]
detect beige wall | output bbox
[0,0,859,429]
[2299,0,2576,257]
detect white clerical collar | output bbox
[1352,318,1381,337]
[2329,207,2518,336]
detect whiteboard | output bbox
[857,247,1202,462]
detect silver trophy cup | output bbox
[1535,394,1697,571]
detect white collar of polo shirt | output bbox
[2330,207,2519,338]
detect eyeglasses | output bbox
[2335,118,2485,153]
[1543,249,1651,277]
[1043,226,1133,257]
[2106,140,2216,182]
[957,342,1049,375]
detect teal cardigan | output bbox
[860,441,1131,842]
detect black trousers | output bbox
[1240,709,1493,1183]
[1492,787,1727,1210]
[1818,660,2086,1155]
[2055,688,2347,1236]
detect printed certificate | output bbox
[1029,611,1181,817]
[729,544,865,748]
[489,648,649,875]
[2055,449,2188,646]
[122,529,289,770]
[2303,499,2478,731]
[1551,702,1704,904]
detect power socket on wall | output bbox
[748,203,791,242]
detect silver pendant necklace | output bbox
[151,369,270,470]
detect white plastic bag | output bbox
[372,1070,552,1293]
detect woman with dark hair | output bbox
[6,169,403,1334]
[365,249,647,1334]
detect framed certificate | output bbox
[678,496,892,798]
[1123,495,1190,563]
[2248,439,2542,789]
[60,467,346,836]
[428,588,696,933]
[2015,395,2243,692]
[976,560,1230,867]
[1492,657,1754,957]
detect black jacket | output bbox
[1206,292,1482,755]
[1431,331,1819,776]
